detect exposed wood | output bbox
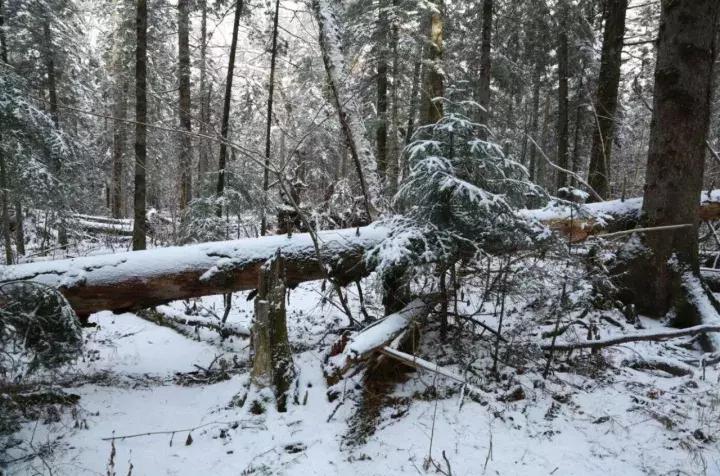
[325,298,431,381]
[5,193,720,317]
[0,225,388,317]
[251,251,294,411]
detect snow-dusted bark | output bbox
[312,0,382,215]
[0,225,389,317]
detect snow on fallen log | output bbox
[522,190,720,242]
[326,299,431,377]
[542,323,720,351]
[0,224,389,317]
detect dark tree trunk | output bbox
[197,0,210,196]
[216,0,243,217]
[476,0,492,129]
[387,0,400,195]
[375,0,389,179]
[13,199,24,256]
[528,62,542,182]
[261,0,280,236]
[420,0,444,125]
[555,19,570,191]
[626,0,720,326]
[0,0,15,262]
[177,0,192,211]
[404,49,422,145]
[110,4,129,219]
[571,71,585,182]
[132,0,148,250]
[587,0,628,201]
[0,150,12,265]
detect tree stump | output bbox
[251,250,295,411]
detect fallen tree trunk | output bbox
[541,323,720,351]
[0,225,388,317]
[325,298,431,381]
[523,190,720,242]
[3,192,720,318]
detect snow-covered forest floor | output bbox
[4,272,720,475]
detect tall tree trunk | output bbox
[571,72,585,184]
[476,0,492,128]
[0,0,14,263]
[110,1,129,218]
[386,0,400,196]
[404,49,422,146]
[0,150,12,265]
[261,0,280,236]
[375,0,389,180]
[42,16,68,249]
[587,0,628,201]
[177,0,192,211]
[132,0,148,250]
[528,74,540,183]
[216,0,243,217]
[197,0,209,196]
[555,18,570,191]
[420,0,444,125]
[312,0,381,218]
[13,199,24,256]
[626,0,720,327]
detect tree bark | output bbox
[177,0,193,211]
[251,251,294,412]
[110,0,130,218]
[386,0,400,195]
[197,0,210,196]
[1,225,388,317]
[528,62,542,182]
[404,49,422,146]
[132,0,148,250]
[13,199,24,256]
[216,0,244,217]
[420,0,444,125]
[312,0,381,218]
[555,15,570,191]
[0,0,13,264]
[476,0,492,129]
[625,0,720,325]
[0,148,12,265]
[261,0,281,236]
[375,0,389,180]
[587,0,628,201]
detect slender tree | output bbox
[132,0,148,250]
[420,0,444,125]
[375,0,389,179]
[261,0,280,236]
[626,0,720,327]
[197,0,210,195]
[216,0,243,217]
[587,0,628,201]
[177,0,192,211]
[110,0,130,218]
[555,9,570,190]
[476,0,492,128]
[0,0,13,264]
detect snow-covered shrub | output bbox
[0,281,83,383]
[368,101,548,275]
